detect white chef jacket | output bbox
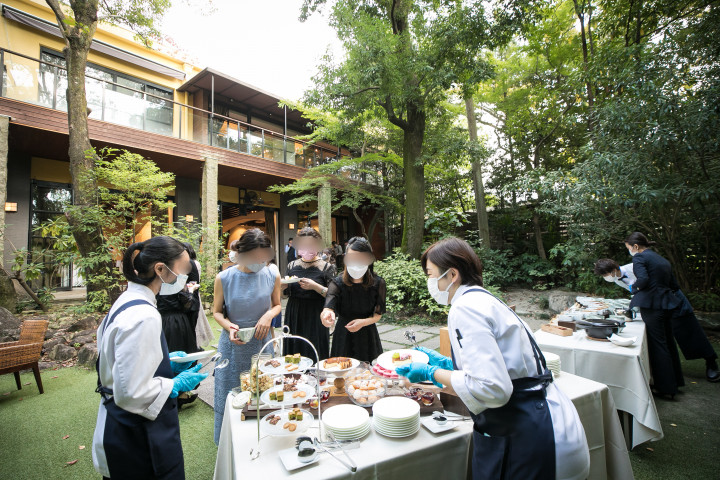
[92,282,174,477]
[448,284,590,480]
[613,263,636,292]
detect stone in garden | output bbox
[71,328,96,341]
[0,306,21,340]
[44,328,56,340]
[548,292,580,313]
[71,335,95,346]
[50,344,77,361]
[67,315,100,333]
[38,361,54,370]
[43,336,66,352]
[77,344,99,369]
[0,274,17,312]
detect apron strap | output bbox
[460,288,552,385]
[96,299,155,401]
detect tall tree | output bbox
[301,0,534,257]
[44,0,177,298]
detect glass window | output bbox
[30,182,73,290]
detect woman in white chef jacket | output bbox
[92,236,208,479]
[397,237,590,480]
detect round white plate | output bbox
[322,404,370,430]
[372,396,421,420]
[260,384,316,407]
[373,419,420,438]
[376,349,429,372]
[259,356,314,375]
[169,350,216,363]
[318,357,361,374]
[280,277,301,284]
[328,425,371,441]
[260,409,314,437]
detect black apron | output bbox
[453,288,556,480]
[96,299,185,480]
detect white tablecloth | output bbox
[214,373,633,479]
[535,320,663,448]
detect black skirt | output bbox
[161,312,199,354]
[330,317,383,363]
[283,296,329,361]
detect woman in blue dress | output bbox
[212,228,281,444]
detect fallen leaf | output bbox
[670,423,677,427]
[646,447,654,452]
[24,382,31,386]
[78,446,85,450]
[66,460,78,466]
[62,435,70,440]
[2,392,10,396]
[691,381,697,384]
[51,376,59,379]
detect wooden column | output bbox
[318,181,332,248]
[201,155,219,281]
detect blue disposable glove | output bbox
[396,362,442,388]
[415,346,453,370]
[169,351,192,375]
[170,363,208,398]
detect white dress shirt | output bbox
[614,263,636,292]
[448,284,590,480]
[92,282,174,477]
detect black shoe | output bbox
[177,393,198,408]
[707,367,720,383]
[651,389,676,400]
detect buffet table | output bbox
[535,319,663,448]
[214,372,633,479]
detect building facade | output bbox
[0,0,383,290]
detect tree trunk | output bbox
[464,95,491,248]
[318,181,333,248]
[532,210,547,260]
[400,108,426,259]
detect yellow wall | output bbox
[1,0,201,138]
[30,157,71,183]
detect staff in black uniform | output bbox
[594,257,719,383]
[626,232,687,397]
[92,236,208,479]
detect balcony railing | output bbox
[0,48,354,170]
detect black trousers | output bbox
[671,292,717,362]
[642,307,685,395]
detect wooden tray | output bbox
[242,385,443,418]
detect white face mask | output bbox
[628,246,637,257]
[603,274,618,283]
[427,269,454,305]
[158,266,188,296]
[347,264,369,279]
[229,251,238,263]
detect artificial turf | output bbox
[0,330,717,479]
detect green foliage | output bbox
[686,293,720,313]
[424,207,468,243]
[373,250,449,318]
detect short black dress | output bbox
[324,274,386,363]
[283,259,337,360]
[157,261,201,354]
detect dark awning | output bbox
[2,4,186,80]
[177,67,311,132]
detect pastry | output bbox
[323,357,352,369]
[391,352,413,367]
[292,353,301,364]
[269,391,277,401]
[268,415,281,425]
[276,391,285,402]
[288,411,296,421]
[265,359,281,368]
[288,423,297,432]
[286,364,299,372]
[283,422,291,429]
[295,409,304,421]
[285,354,293,363]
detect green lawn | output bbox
[1,320,717,479]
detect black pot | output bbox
[576,319,625,339]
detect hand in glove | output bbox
[169,351,193,375]
[395,362,443,388]
[170,363,208,398]
[415,346,453,370]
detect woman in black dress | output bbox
[283,228,337,360]
[321,237,385,362]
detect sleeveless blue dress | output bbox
[214,266,275,444]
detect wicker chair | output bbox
[0,320,49,394]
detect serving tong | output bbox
[404,329,420,349]
[294,436,358,472]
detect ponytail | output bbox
[122,236,186,285]
[624,232,657,248]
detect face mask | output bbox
[603,274,618,283]
[158,266,188,296]
[347,264,368,279]
[321,253,328,261]
[229,251,238,263]
[427,269,454,306]
[628,247,637,257]
[299,250,317,262]
[246,262,266,273]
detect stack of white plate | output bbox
[542,351,561,377]
[372,396,420,438]
[322,404,371,441]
